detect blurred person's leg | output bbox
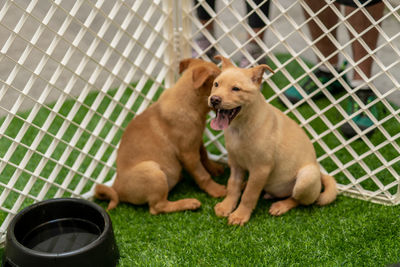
[284,1,347,104]
[193,0,217,59]
[240,0,270,67]
[303,1,340,68]
[340,1,384,137]
[196,0,215,32]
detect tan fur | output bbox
[95,58,226,214]
[209,56,337,225]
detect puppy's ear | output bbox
[250,64,274,85]
[179,58,193,74]
[192,66,213,89]
[214,55,234,70]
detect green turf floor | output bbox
[102,176,400,267]
[1,54,399,266]
[103,171,400,266]
[1,175,400,266]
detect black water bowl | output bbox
[2,198,119,267]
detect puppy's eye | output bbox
[214,82,219,87]
[232,87,241,91]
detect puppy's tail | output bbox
[95,184,119,210]
[316,173,338,206]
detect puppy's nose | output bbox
[210,95,222,107]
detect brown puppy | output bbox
[95,58,226,214]
[208,56,337,225]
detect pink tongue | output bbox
[211,110,229,130]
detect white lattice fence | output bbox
[0,0,179,243]
[182,0,400,204]
[0,0,399,245]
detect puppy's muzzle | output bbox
[210,95,222,108]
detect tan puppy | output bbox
[95,58,226,214]
[208,56,337,225]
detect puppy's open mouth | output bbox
[210,107,241,131]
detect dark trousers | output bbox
[335,0,382,7]
[195,0,270,28]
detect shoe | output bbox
[192,34,216,61]
[239,42,267,68]
[340,89,378,138]
[284,62,348,104]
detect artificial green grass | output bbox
[1,54,399,266]
[98,175,400,266]
[1,173,400,266]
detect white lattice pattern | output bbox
[182,0,400,205]
[0,0,177,243]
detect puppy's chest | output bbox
[226,132,245,151]
[226,130,262,159]
[225,126,276,169]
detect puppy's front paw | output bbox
[205,181,227,198]
[228,208,251,226]
[214,200,235,217]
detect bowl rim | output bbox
[7,198,111,257]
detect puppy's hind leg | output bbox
[269,197,299,216]
[117,161,201,215]
[269,164,321,216]
[292,164,322,205]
